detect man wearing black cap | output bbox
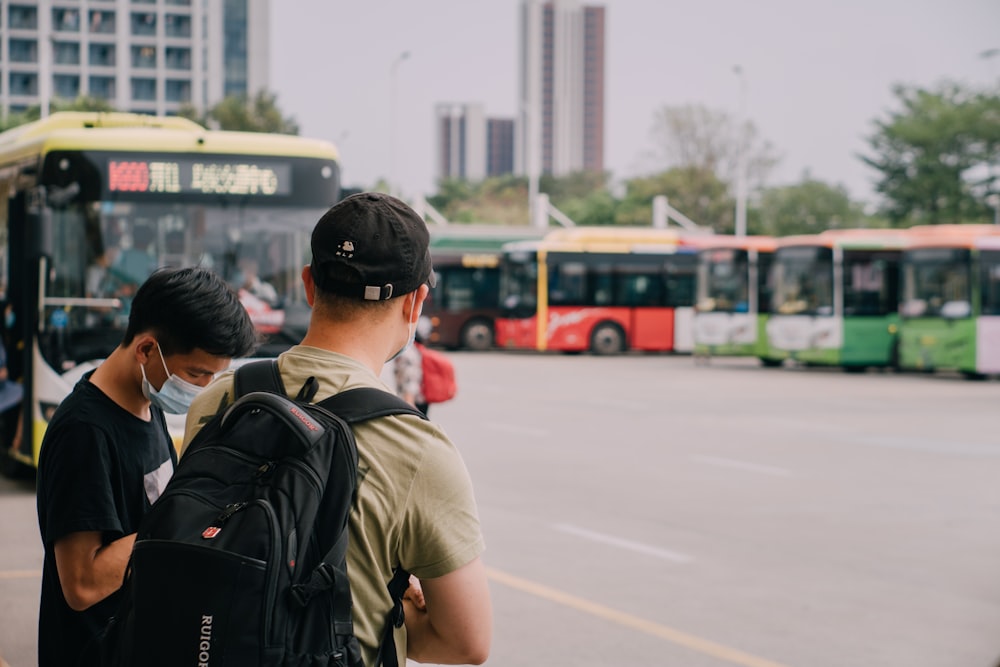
[182,192,492,666]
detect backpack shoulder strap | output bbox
[233,359,286,398]
[317,387,427,423]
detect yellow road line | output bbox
[0,570,41,580]
[486,566,792,667]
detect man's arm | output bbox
[402,556,492,665]
[53,530,135,611]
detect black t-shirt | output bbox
[36,372,175,667]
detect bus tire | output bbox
[759,358,783,368]
[461,319,494,351]
[590,322,625,355]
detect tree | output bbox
[180,90,299,134]
[0,95,115,132]
[618,167,732,231]
[647,104,781,192]
[755,178,872,237]
[861,82,1000,225]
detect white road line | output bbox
[553,523,693,563]
[485,422,548,437]
[692,455,792,477]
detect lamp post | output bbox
[733,65,748,237]
[389,51,411,197]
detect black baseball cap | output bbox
[310,192,436,300]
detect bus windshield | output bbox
[697,248,749,313]
[42,198,320,368]
[773,246,834,316]
[499,251,538,318]
[901,248,972,318]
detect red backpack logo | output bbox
[417,343,457,404]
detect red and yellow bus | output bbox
[495,227,699,354]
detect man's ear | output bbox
[302,265,316,307]
[133,334,157,363]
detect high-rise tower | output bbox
[517,0,605,178]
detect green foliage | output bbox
[181,90,299,134]
[862,82,1000,225]
[755,179,870,237]
[619,168,732,231]
[0,95,116,132]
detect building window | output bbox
[131,12,157,36]
[53,8,81,32]
[166,0,192,5]
[130,45,156,68]
[165,47,191,70]
[89,43,116,67]
[90,11,116,34]
[9,72,39,97]
[53,75,80,99]
[9,39,38,64]
[223,0,248,97]
[53,41,81,65]
[165,14,192,38]
[131,77,156,101]
[132,0,156,4]
[89,76,116,100]
[9,5,39,30]
[165,79,191,103]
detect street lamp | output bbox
[732,65,748,237]
[389,51,411,197]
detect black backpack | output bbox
[101,360,425,667]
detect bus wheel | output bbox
[461,319,494,351]
[590,323,625,355]
[759,358,783,368]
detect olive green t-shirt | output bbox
[181,345,485,667]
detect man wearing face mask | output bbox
[182,192,493,666]
[35,267,257,667]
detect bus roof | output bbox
[777,228,910,250]
[687,235,777,252]
[0,112,340,167]
[504,226,690,255]
[905,225,1000,250]
[429,224,547,253]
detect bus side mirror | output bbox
[940,300,971,319]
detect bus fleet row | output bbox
[424,224,1000,379]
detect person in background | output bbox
[182,192,492,666]
[35,267,258,667]
[394,316,432,416]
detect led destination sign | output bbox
[107,158,292,196]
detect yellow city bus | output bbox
[0,112,341,475]
[496,227,700,354]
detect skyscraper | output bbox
[437,103,516,182]
[0,0,269,118]
[517,0,605,178]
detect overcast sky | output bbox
[270,0,1000,206]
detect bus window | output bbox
[617,270,663,307]
[548,261,587,306]
[980,251,1000,316]
[774,247,834,316]
[843,253,898,316]
[500,253,538,317]
[901,248,971,318]
[664,257,696,308]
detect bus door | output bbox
[617,264,671,351]
[978,247,1000,373]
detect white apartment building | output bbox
[0,0,269,117]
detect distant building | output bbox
[517,0,605,177]
[0,0,270,117]
[436,103,515,182]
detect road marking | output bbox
[553,523,693,563]
[486,566,793,667]
[0,569,41,580]
[692,455,792,477]
[485,422,548,438]
[848,434,1000,457]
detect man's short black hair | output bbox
[123,267,258,358]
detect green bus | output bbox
[766,229,909,370]
[898,225,1000,377]
[692,235,781,363]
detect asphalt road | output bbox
[2,353,999,666]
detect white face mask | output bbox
[140,343,204,414]
[387,297,419,363]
